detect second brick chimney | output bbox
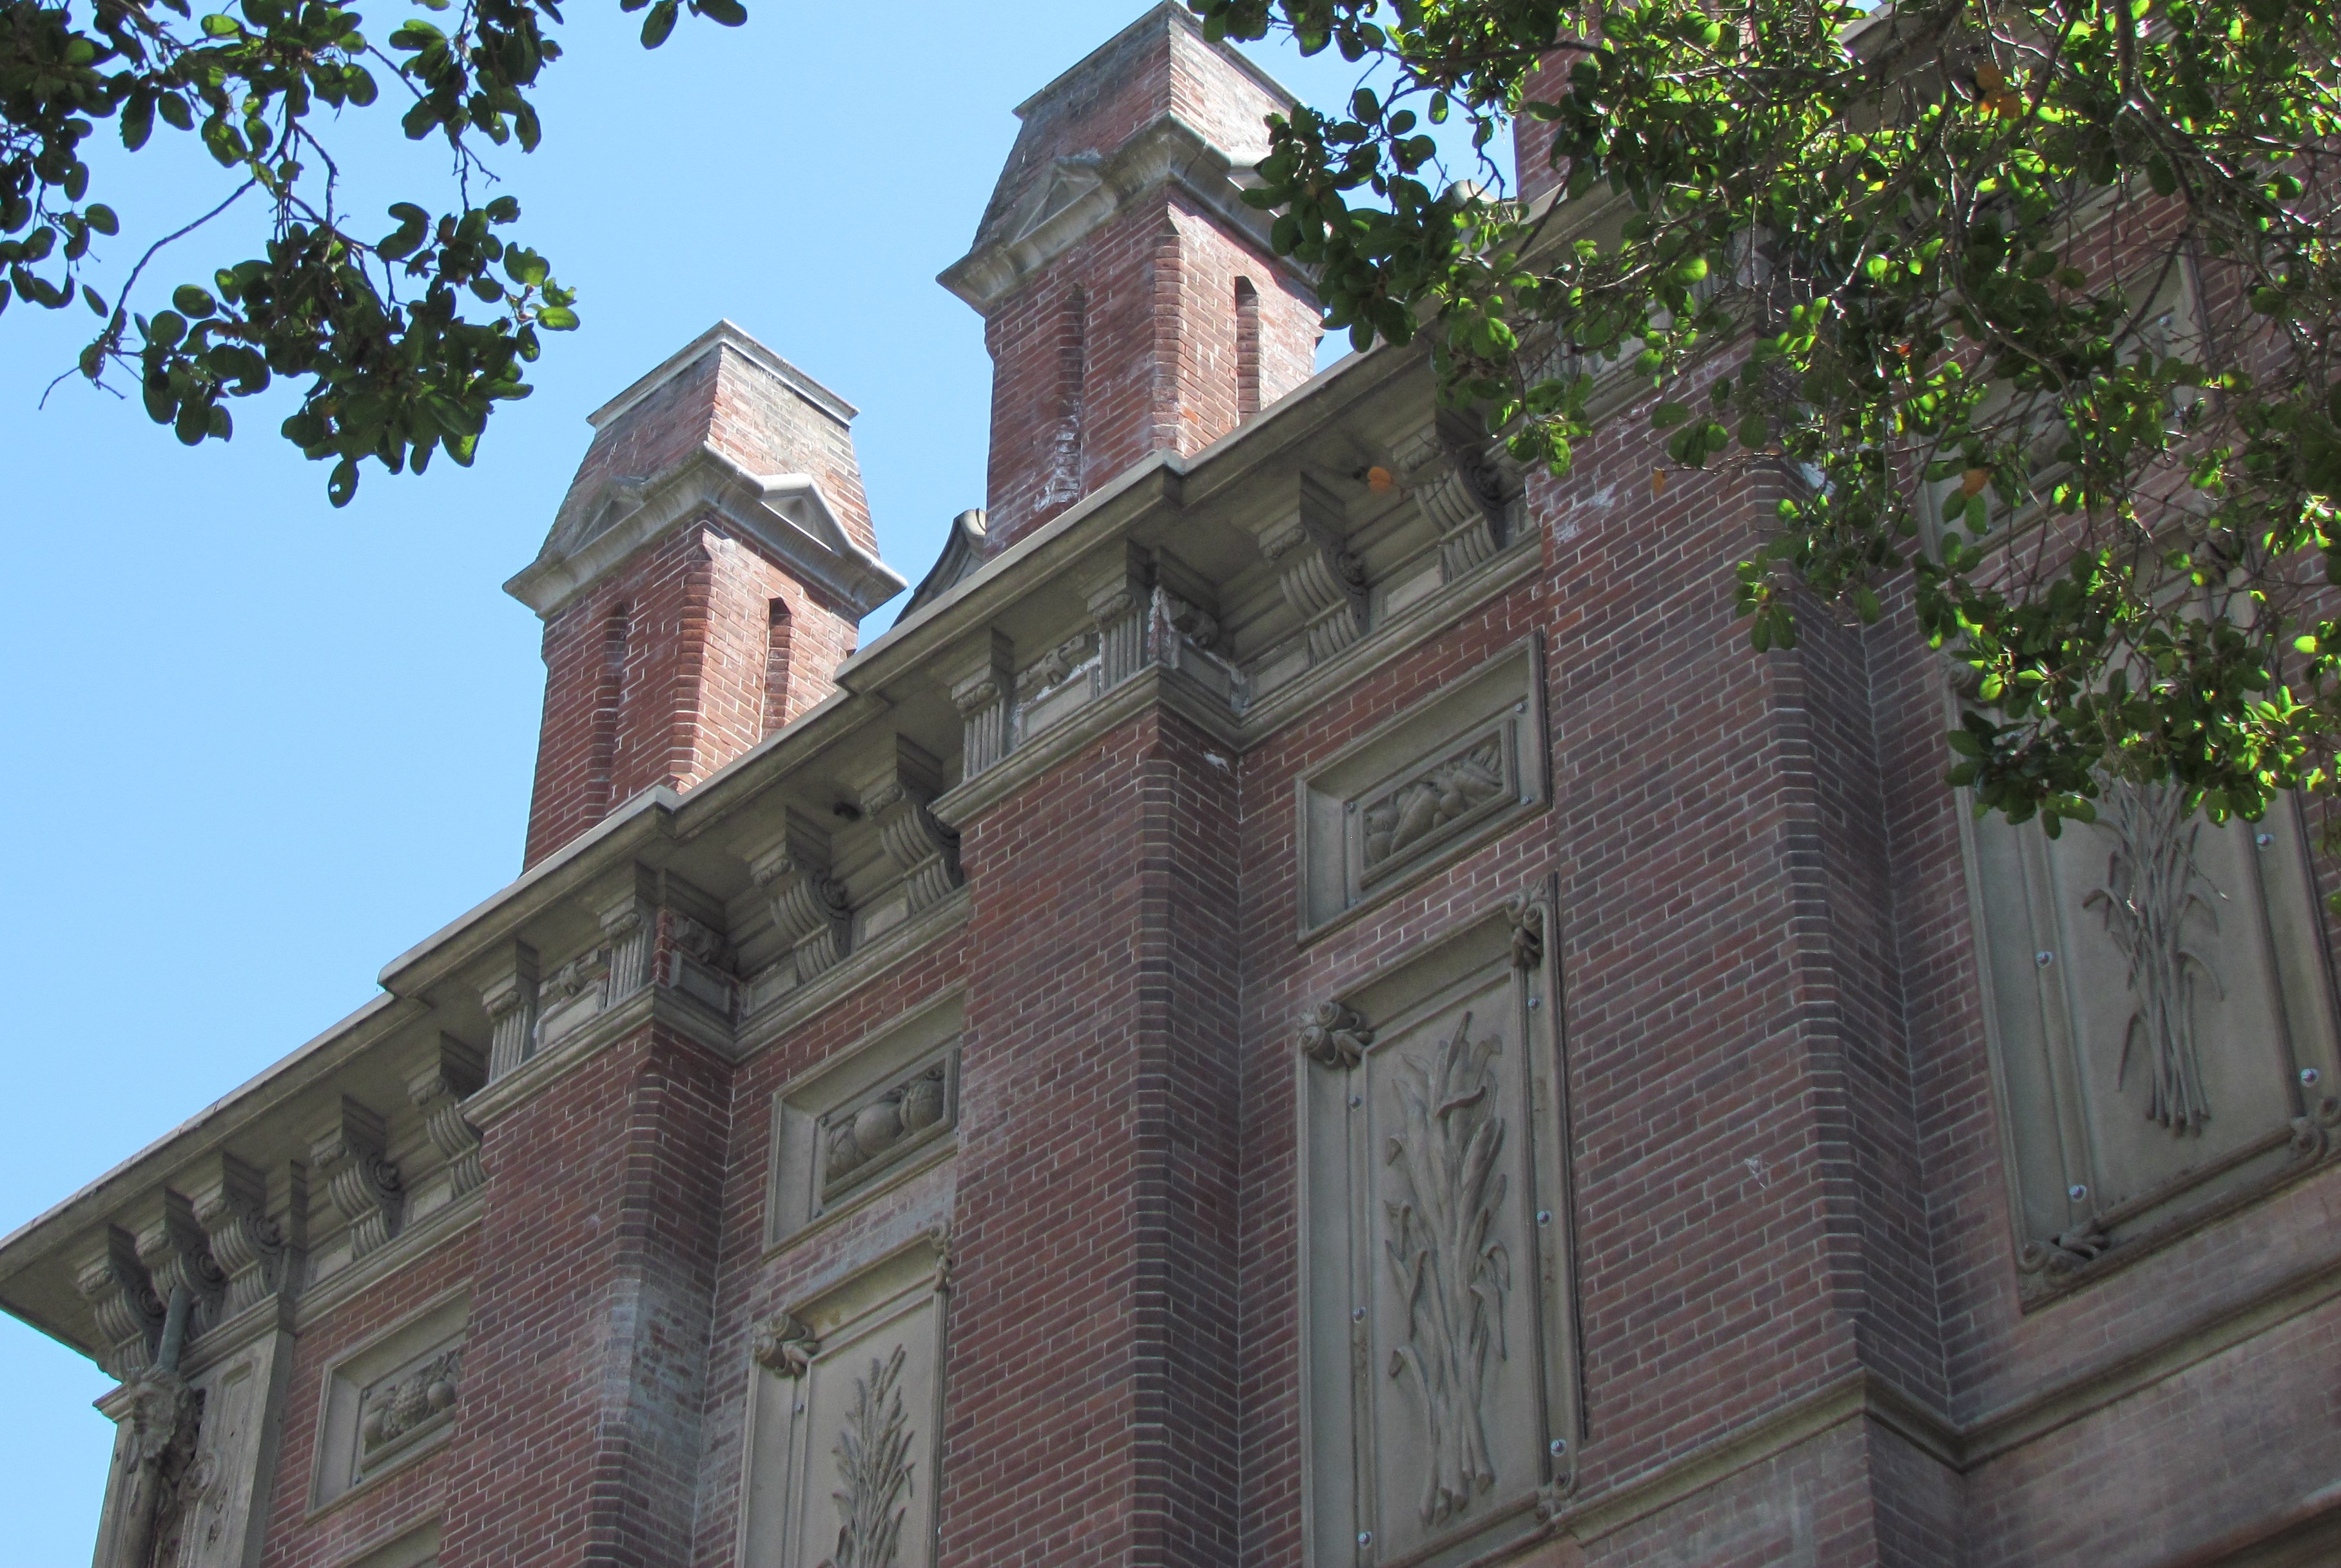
[940,3,1322,549]
[507,322,906,867]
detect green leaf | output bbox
[641,1,678,46]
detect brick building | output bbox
[5,7,2339,1567]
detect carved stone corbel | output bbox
[751,1312,819,1378]
[95,1362,203,1568]
[407,1036,488,1203]
[1507,897,1548,971]
[1076,542,1151,689]
[751,809,854,985]
[2017,1216,2110,1277]
[857,738,962,916]
[1392,419,1517,580]
[478,941,539,1082]
[73,1226,164,1382]
[182,1154,287,1321]
[307,1098,403,1260]
[126,1191,228,1337]
[944,628,1016,777]
[1254,476,1368,663]
[1299,1002,1373,1070]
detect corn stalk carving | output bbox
[1383,1009,1511,1527]
[818,1346,914,1568]
[2083,784,2225,1135]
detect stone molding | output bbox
[1297,890,1582,1567]
[126,1190,228,1338]
[477,941,539,1083]
[505,443,904,621]
[737,1228,952,1568]
[938,112,1305,313]
[766,993,966,1250]
[736,888,973,1061]
[309,1290,469,1513]
[1959,780,2341,1303]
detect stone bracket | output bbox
[73,1225,164,1384]
[1392,419,1519,581]
[855,737,962,916]
[407,1036,488,1205]
[752,809,855,985]
[944,628,1017,778]
[307,1098,403,1262]
[478,940,540,1083]
[1254,474,1368,664]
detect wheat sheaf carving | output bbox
[2083,784,2226,1134]
[1384,1009,1511,1527]
[819,1345,915,1568]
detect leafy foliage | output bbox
[1,0,743,502]
[1195,0,2341,833]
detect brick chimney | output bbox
[507,322,906,867]
[940,3,1321,549]
[1515,50,1580,206]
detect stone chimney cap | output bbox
[1011,2,1298,121]
[587,319,859,432]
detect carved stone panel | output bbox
[92,1325,295,1568]
[1299,898,1580,1568]
[311,1293,467,1509]
[1298,641,1547,936]
[768,995,964,1249]
[737,1235,948,1568]
[1965,784,2341,1298]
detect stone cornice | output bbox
[0,328,1426,1363]
[503,445,906,621]
[937,113,1309,314]
[586,319,857,431]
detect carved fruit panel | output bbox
[1966,786,2341,1295]
[311,1293,469,1509]
[768,998,965,1250]
[737,1246,946,1568]
[1300,905,1578,1568]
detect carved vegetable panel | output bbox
[737,1234,948,1568]
[1965,784,2341,1299]
[1299,898,1581,1568]
[1297,641,1547,937]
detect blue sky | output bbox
[0,5,1506,1559]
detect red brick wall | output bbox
[983,192,1318,547]
[688,925,975,1568]
[521,524,859,867]
[255,1230,479,1568]
[935,705,1248,1567]
[437,1021,734,1568]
